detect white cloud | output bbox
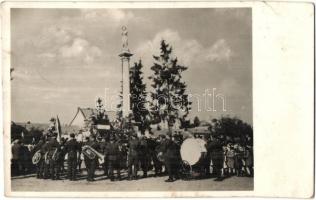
[38,52,56,59]
[58,37,102,64]
[37,26,83,48]
[135,29,233,70]
[81,9,134,23]
[205,39,233,62]
[60,38,89,58]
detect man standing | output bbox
[65,133,80,181]
[84,135,100,181]
[105,135,121,181]
[206,135,224,181]
[139,135,149,178]
[99,137,108,176]
[11,140,22,176]
[163,134,181,182]
[32,136,45,179]
[47,134,61,180]
[42,139,50,179]
[127,134,139,180]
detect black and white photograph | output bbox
[3,1,314,198]
[8,7,253,192]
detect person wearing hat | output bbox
[46,134,61,180]
[127,134,140,180]
[138,135,149,178]
[99,137,108,176]
[163,134,181,182]
[105,134,121,181]
[11,139,22,176]
[65,133,80,181]
[84,135,100,181]
[32,136,46,179]
[147,135,162,177]
[206,135,224,181]
[41,139,50,179]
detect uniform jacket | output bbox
[128,138,139,157]
[47,139,60,156]
[11,143,21,160]
[105,141,120,161]
[206,139,224,159]
[65,139,80,159]
[163,139,181,161]
[138,138,149,157]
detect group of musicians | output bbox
[32,129,185,182]
[30,127,253,183]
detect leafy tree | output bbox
[209,116,253,144]
[149,40,191,133]
[130,60,150,133]
[193,116,201,127]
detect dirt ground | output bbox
[11,170,253,192]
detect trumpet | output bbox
[82,145,105,164]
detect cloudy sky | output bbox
[11,8,252,124]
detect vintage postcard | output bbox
[1,1,314,198]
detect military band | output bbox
[26,127,253,183]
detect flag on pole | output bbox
[56,115,62,142]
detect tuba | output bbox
[82,145,105,164]
[32,150,42,164]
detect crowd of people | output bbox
[11,127,253,182]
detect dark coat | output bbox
[65,139,80,159]
[138,138,149,157]
[163,139,181,161]
[47,139,60,156]
[206,139,224,160]
[105,142,120,161]
[128,138,139,157]
[11,143,22,160]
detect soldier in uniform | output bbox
[84,135,100,181]
[206,135,224,181]
[163,134,181,182]
[47,134,61,180]
[65,133,80,181]
[105,135,121,181]
[42,138,50,179]
[147,136,162,177]
[83,136,90,178]
[139,135,149,178]
[127,134,139,180]
[32,136,45,179]
[99,137,108,176]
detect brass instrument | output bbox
[82,145,105,164]
[52,148,58,161]
[44,148,58,164]
[44,152,49,164]
[32,150,42,164]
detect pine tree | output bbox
[149,40,191,133]
[130,60,150,133]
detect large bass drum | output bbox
[180,138,207,166]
